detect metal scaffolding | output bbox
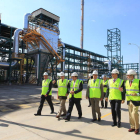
[105,28,123,68]
[104,28,123,77]
[57,43,108,81]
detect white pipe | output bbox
[61,42,65,71]
[24,13,31,29]
[36,54,39,79]
[13,29,22,57]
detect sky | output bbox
[0,0,140,64]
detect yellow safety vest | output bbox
[103,80,108,93]
[41,79,52,95]
[125,79,140,101]
[57,79,69,96]
[108,78,123,100]
[89,79,102,98]
[69,79,83,98]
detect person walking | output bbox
[53,72,70,118]
[64,72,83,121]
[86,70,104,122]
[125,69,140,134]
[34,72,54,116]
[101,74,108,108]
[105,69,125,128]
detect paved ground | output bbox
[0,84,140,140]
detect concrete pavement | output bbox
[0,84,140,140]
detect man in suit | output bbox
[105,69,125,128]
[64,72,83,121]
[86,70,103,122]
[34,72,54,115]
[53,72,70,118]
[125,69,140,134]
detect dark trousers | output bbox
[110,100,121,124]
[88,95,91,106]
[37,95,54,114]
[101,93,108,108]
[66,98,82,120]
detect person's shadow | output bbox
[58,116,94,123]
[94,120,140,133]
[0,123,9,127]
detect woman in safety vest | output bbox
[101,74,108,108]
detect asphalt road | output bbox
[0,84,140,140]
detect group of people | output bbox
[34,69,140,134]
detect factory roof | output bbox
[31,8,60,22]
[0,23,17,38]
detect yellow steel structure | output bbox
[21,28,64,66]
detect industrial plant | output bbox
[0,8,139,85]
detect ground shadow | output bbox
[56,116,92,124]
[94,120,140,131]
[0,123,9,127]
[0,119,103,140]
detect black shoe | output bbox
[117,123,121,128]
[91,119,97,122]
[63,117,70,121]
[50,111,54,114]
[98,117,101,121]
[112,123,117,127]
[34,113,41,116]
[61,114,66,116]
[88,105,91,107]
[78,116,82,119]
[56,115,60,118]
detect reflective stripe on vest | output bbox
[125,79,140,101]
[58,79,69,96]
[108,78,123,100]
[69,79,82,98]
[89,79,102,98]
[41,79,52,95]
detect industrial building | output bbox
[0,8,139,85]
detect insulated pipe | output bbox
[13,29,22,58]
[0,29,22,68]
[36,54,39,79]
[24,13,31,29]
[61,42,65,71]
[0,61,17,68]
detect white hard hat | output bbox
[60,72,65,76]
[102,74,107,78]
[89,73,92,77]
[92,70,98,75]
[71,72,78,77]
[126,69,136,75]
[43,72,48,76]
[111,69,119,74]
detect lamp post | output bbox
[128,43,140,79]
